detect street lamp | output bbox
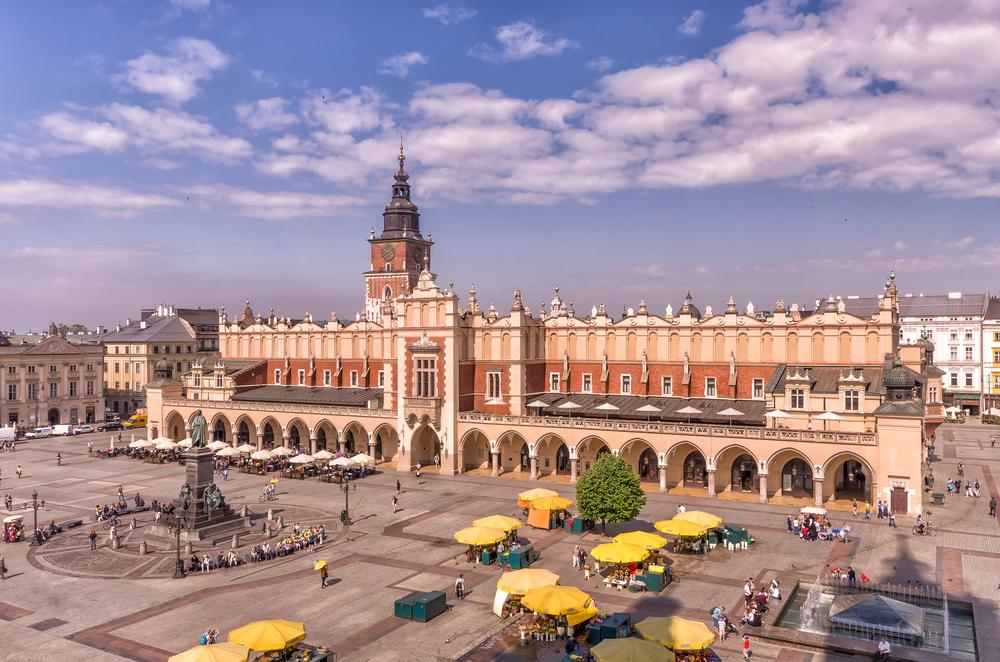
[169,503,188,579]
[30,489,39,537]
[340,480,352,525]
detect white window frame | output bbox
[581,373,592,393]
[844,389,860,412]
[486,370,502,400]
[273,369,281,385]
[620,374,632,394]
[193,374,201,387]
[215,375,223,388]
[661,376,672,396]
[965,371,973,387]
[377,370,385,387]
[965,346,973,361]
[323,370,331,386]
[549,372,560,392]
[950,372,958,387]
[704,377,717,398]
[790,388,805,409]
[297,369,305,385]
[415,358,437,397]
[949,347,958,361]
[752,379,764,400]
[350,370,359,387]
[86,380,94,396]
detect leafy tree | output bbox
[56,323,88,334]
[575,452,647,536]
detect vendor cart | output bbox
[3,515,24,543]
[500,544,537,569]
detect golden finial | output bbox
[398,134,405,170]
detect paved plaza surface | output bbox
[0,423,997,661]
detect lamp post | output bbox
[340,480,351,525]
[170,503,188,579]
[31,489,39,538]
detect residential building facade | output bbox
[145,153,943,513]
[983,298,1000,414]
[0,325,106,428]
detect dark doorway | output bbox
[263,423,275,447]
[317,428,327,451]
[47,408,60,425]
[519,443,529,470]
[890,486,908,514]
[730,454,759,492]
[213,420,226,443]
[683,451,707,487]
[782,459,813,496]
[638,448,657,481]
[238,422,250,444]
[555,444,569,473]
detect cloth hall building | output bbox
[146,152,945,514]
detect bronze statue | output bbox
[190,410,208,447]
[177,483,192,512]
[204,484,223,512]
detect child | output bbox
[743,633,752,659]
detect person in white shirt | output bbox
[875,636,891,660]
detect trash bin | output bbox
[931,492,945,506]
[507,544,535,569]
[394,593,418,620]
[411,590,447,623]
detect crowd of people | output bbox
[786,513,853,542]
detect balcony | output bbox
[403,396,442,427]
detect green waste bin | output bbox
[394,593,418,620]
[412,590,447,623]
[600,613,631,640]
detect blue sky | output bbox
[3,0,999,330]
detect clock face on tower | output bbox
[380,245,396,261]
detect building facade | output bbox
[146,154,943,513]
[898,292,989,415]
[0,325,105,428]
[101,307,217,417]
[983,298,1000,414]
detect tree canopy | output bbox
[575,452,647,535]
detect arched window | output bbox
[383,286,392,301]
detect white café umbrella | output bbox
[557,401,582,423]
[526,399,550,411]
[313,449,335,460]
[676,405,702,423]
[765,409,790,428]
[595,402,619,419]
[215,446,239,457]
[289,453,314,464]
[177,438,194,448]
[129,438,152,449]
[816,410,843,431]
[207,440,229,451]
[235,443,256,453]
[717,407,745,426]
[155,439,179,451]
[351,453,375,466]
[636,403,661,422]
[945,405,962,414]
[270,446,294,457]
[986,407,1000,417]
[151,435,173,445]
[330,456,357,468]
[250,449,273,461]
[800,506,827,516]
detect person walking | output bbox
[888,511,896,528]
[222,467,229,481]
[455,573,465,600]
[396,479,401,494]
[711,606,721,632]
[56,453,61,466]
[392,495,398,513]
[89,529,98,550]
[958,462,965,477]
[742,633,752,660]
[572,545,580,569]
[989,497,997,517]
[717,607,728,641]
[15,465,22,479]
[0,554,7,580]
[319,564,329,588]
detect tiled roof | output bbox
[873,400,924,416]
[837,297,880,318]
[898,293,989,317]
[521,392,767,426]
[99,316,196,343]
[985,297,1000,320]
[767,365,886,395]
[232,385,383,408]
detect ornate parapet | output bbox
[162,398,396,420]
[403,396,441,427]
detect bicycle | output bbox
[259,491,278,503]
[101,517,119,531]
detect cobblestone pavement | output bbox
[0,424,997,661]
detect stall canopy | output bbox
[312,449,335,460]
[473,515,522,532]
[206,440,229,451]
[249,450,273,461]
[215,446,238,457]
[288,454,314,464]
[234,443,255,453]
[517,487,559,508]
[530,496,573,511]
[350,453,375,465]
[635,616,716,651]
[654,519,709,538]
[454,526,506,546]
[168,643,250,662]
[496,568,560,595]
[227,620,306,652]
[520,585,592,616]
[592,637,676,662]
[270,446,294,457]
[673,511,723,529]
[590,542,649,564]
[612,531,667,550]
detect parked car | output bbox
[52,424,75,436]
[75,425,95,434]
[25,427,53,439]
[98,421,124,432]
[0,427,16,443]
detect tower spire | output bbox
[398,135,405,172]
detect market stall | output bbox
[3,515,24,542]
[591,637,676,662]
[168,643,250,662]
[494,568,560,618]
[520,585,599,640]
[454,525,507,564]
[517,487,559,509]
[226,619,332,661]
[527,495,573,530]
[672,511,723,529]
[634,616,715,660]
[591,543,649,591]
[653,519,711,554]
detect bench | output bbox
[931,492,945,506]
[59,519,83,530]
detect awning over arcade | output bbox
[520,393,766,426]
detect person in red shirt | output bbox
[743,633,752,659]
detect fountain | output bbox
[799,571,825,632]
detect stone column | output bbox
[570,458,579,484]
[530,455,538,481]
[282,434,290,449]
[658,465,667,492]
[758,473,768,503]
[368,441,376,459]
[255,432,264,450]
[309,435,318,455]
[813,478,824,507]
[707,469,716,497]
[491,451,499,477]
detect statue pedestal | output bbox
[145,446,251,545]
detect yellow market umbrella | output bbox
[654,519,709,538]
[592,637,676,662]
[227,620,306,652]
[169,644,250,662]
[673,510,723,529]
[473,515,522,532]
[517,487,559,507]
[521,585,592,616]
[313,560,328,571]
[613,531,668,550]
[530,495,573,511]
[168,644,249,662]
[590,542,649,564]
[454,526,507,546]
[635,616,715,651]
[497,568,560,595]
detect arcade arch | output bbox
[716,445,759,493]
[664,441,707,489]
[372,424,398,463]
[576,436,610,474]
[767,448,816,498]
[164,411,186,441]
[535,433,569,477]
[822,452,875,504]
[619,438,657,482]
[409,425,441,467]
[460,429,490,471]
[498,431,529,473]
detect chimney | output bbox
[125,318,132,326]
[140,320,147,330]
[115,324,121,332]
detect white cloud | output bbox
[422,3,476,25]
[170,0,212,10]
[0,179,178,218]
[303,87,384,134]
[893,241,909,251]
[249,68,278,88]
[678,10,706,36]
[740,0,809,31]
[470,21,578,62]
[186,184,368,220]
[235,97,298,130]
[586,56,614,73]
[378,52,429,78]
[120,37,229,103]
[39,113,129,152]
